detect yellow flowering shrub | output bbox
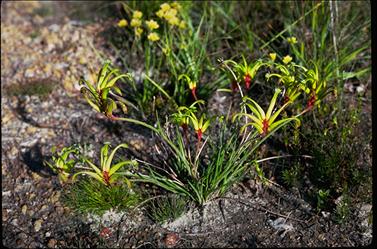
[156,9,165,18]
[164,8,178,20]
[171,2,182,10]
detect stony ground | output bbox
[1,1,373,248]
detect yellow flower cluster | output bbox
[287,36,297,44]
[146,20,159,30]
[145,19,160,42]
[133,10,143,19]
[131,18,142,27]
[156,2,186,29]
[130,10,143,37]
[269,53,276,61]
[117,8,162,41]
[283,55,293,64]
[117,19,128,28]
[148,32,160,42]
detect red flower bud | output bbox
[197,129,203,143]
[307,93,317,109]
[262,119,269,135]
[191,87,197,100]
[103,171,110,185]
[244,74,252,90]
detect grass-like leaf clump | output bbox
[62,178,141,215]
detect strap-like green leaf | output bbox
[72,171,105,185]
[269,101,291,125]
[104,143,128,172]
[100,143,110,169]
[105,74,129,89]
[109,160,137,176]
[266,88,282,120]
[269,117,300,133]
[245,100,265,120]
[82,93,101,113]
[99,68,120,90]
[97,62,110,90]
[84,158,102,176]
[240,122,263,134]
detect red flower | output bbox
[307,92,317,109]
[262,119,269,135]
[244,74,252,90]
[103,171,110,185]
[196,128,203,143]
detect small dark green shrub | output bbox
[62,178,141,215]
[5,79,55,97]
[146,194,189,223]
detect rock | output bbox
[31,172,43,181]
[49,192,61,204]
[47,238,57,248]
[41,204,48,212]
[164,233,180,248]
[55,206,64,215]
[24,68,35,78]
[21,204,28,215]
[26,126,38,134]
[34,219,43,232]
[129,139,145,151]
[2,113,14,124]
[2,209,8,221]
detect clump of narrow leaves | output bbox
[73,142,138,187]
[79,61,135,120]
[233,88,300,136]
[44,145,79,183]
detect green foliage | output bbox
[53,1,370,218]
[281,97,371,212]
[146,194,189,223]
[335,193,351,224]
[62,178,141,215]
[5,79,55,97]
[316,189,330,211]
[79,61,134,120]
[73,142,138,187]
[233,88,300,136]
[44,145,79,183]
[134,120,255,205]
[281,162,301,188]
